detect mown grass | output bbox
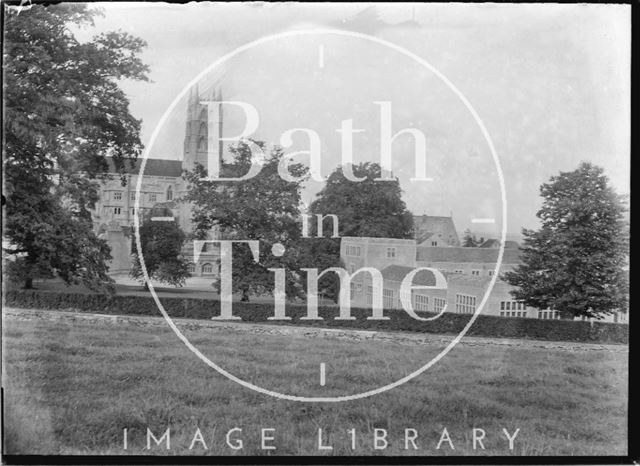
[2,317,627,456]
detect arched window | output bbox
[187,263,195,273]
[197,137,206,151]
[166,186,173,201]
[202,263,213,274]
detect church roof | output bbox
[416,246,522,264]
[105,157,182,178]
[380,264,436,286]
[413,215,460,245]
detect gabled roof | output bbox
[413,215,460,246]
[105,157,183,178]
[480,239,520,249]
[479,239,500,248]
[416,246,522,264]
[380,264,436,286]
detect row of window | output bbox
[455,294,476,314]
[500,311,527,318]
[500,301,527,311]
[110,207,159,216]
[187,263,215,274]
[110,187,173,202]
[345,245,361,257]
[452,269,494,276]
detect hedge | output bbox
[3,289,628,344]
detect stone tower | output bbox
[178,84,224,233]
[182,85,224,173]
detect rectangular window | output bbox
[500,301,505,310]
[431,241,437,246]
[113,192,122,201]
[414,294,429,312]
[113,207,121,215]
[130,192,136,201]
[488,271,494,276]
[383,289,394,308]
[455,294,476,314]
[149,193,157,203]
[386,247,396,258]
[506,302,511,311]
[433,297,446,313]
[346,245,361,256]
[500,311,504,317]
[471,270,480,276]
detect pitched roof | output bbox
[413,215,460,245]
[380,264,436,286]
[105,157,182,178]
[479,239,500,248]
[416,246,522,264]
[480,239,520,249]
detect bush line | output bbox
[2,289,628,344]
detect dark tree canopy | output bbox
[130,206,191,288]
[3,4,148,291]
[503,162,628,319]
[307,162,414,302]
[309,162,414,239]
[462,229,481,247]
[183,140,308,301]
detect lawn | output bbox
[2,316,628,456]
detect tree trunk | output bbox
[24,277,33,289]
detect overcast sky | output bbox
[78,2,630,240]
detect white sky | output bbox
[76,2,630,240]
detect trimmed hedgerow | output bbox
[3,289,628,344]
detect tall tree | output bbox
[503,162,628,319]
[3,4,148,291]
[309,162,414,238]
[130,206,191,289]
[307,162,414,301]
[462,229,480,247]
[183,140,308,301]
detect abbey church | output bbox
[89,87,626,324]
[91,85,223,276]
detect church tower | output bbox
[177,84,224,234]
[182,85,224,173]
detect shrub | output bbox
[2,289,628,344]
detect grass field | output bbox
[2,315,628,456]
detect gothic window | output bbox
[166,186,173,201]
[198,137,206,151]
[202,263,213,274]
[187,263,196,273]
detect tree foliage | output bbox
[462,229,481,247]
[3,4,148,291]
[503,162,628,319]
[310,162,414,239]
[307,162,414,301]
[183,140,308,301]
[130,206,191,288]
